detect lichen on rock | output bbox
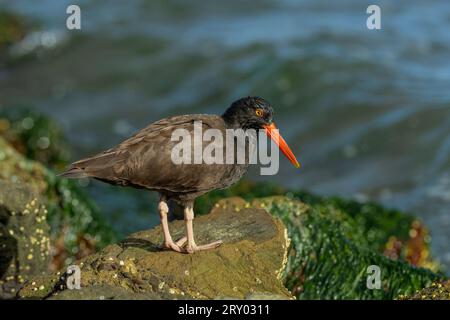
[0,181,50,299]
[0,136,116,271]
[399,280,450,300]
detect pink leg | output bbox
[158,196,183,252]
[183,204,223,254]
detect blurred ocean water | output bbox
[1,0,449,270]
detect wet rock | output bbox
[18,199,293,300]
[0,181,50,299]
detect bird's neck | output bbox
[221,113,247,130]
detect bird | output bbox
[60,97,300,253]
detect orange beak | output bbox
[264,122,301,168]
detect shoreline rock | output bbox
[0,182,50,299]
[18,199,293,300]
[0,136,116,270]
[399,280,450,300]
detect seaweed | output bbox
[253,197,443,299]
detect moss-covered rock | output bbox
[251,196,443,299]
[0,181,50,299]
[0,137,116,271]
[18,200,292,300]
[194,194,445,299]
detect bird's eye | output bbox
[255,109,264,117]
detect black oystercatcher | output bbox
[61,97,300,253]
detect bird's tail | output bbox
[58,166,89,179]
[59,151,122,180]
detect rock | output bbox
[48,285,171,300]
[15,194,447,300]
[18,199,293,300]
[399,280,450,300]
[0,181,50,299]
[0,136,116,270]
[197,180,439,271]
[196,184,446,299]
[0,136,48,195]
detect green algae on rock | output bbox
[249,196,443,299]
[18,200,293,300]
[0,137,116,270]
[0,181,50,299]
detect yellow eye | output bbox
[255,109,264,117]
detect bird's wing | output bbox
[61,114,229,192]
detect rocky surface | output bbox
[0,136,116,270]
[197,180,440,272]
[0,181,50,299]
[399,280,450,300]
[196,187,446,299]
[0,136,48,194]
[18,199,293,300]
[11,193,448,301]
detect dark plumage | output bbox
[61,97,299,253]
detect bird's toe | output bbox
[175,236,187,247]
[185,240,223,254]
[161,241,183,252]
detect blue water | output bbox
[1,0,449,270]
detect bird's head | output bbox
[222,96,300,168]
[222,96,274,130]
